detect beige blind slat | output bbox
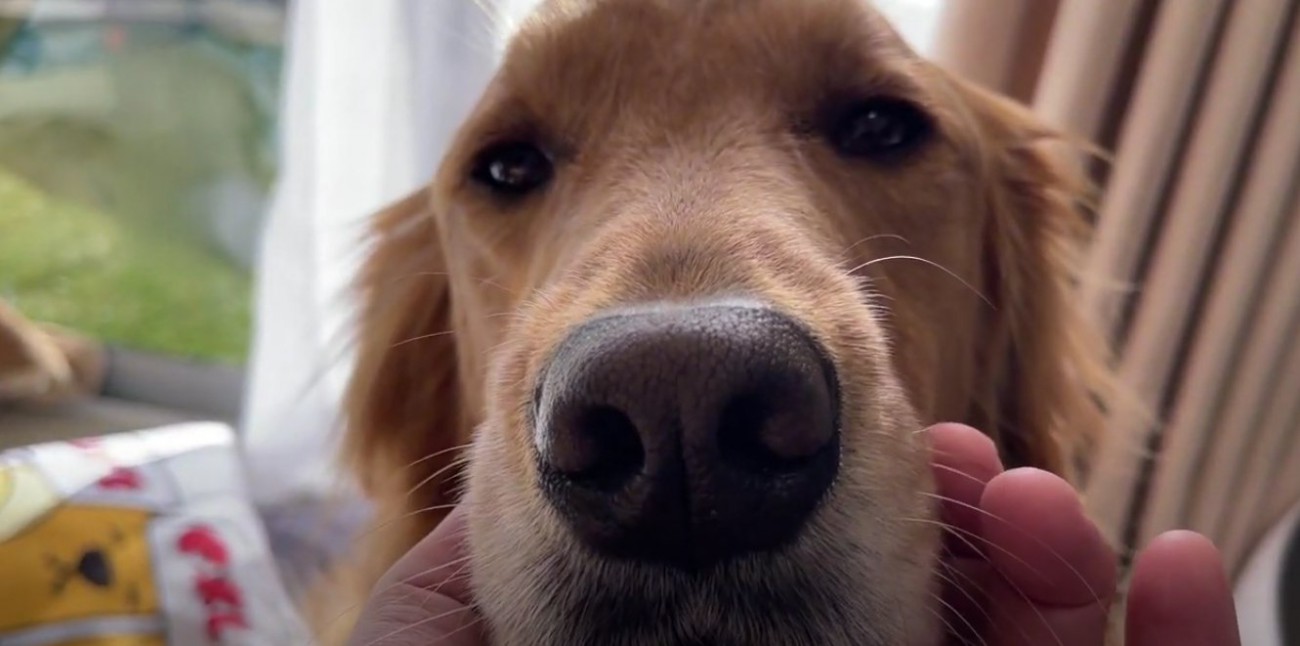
[1078,0,1227,343]
[932,0,1026,87]
[1187,198,1300,544]
[1084,0,1290,541]
[1031,0,1147,140]
[938,0,1300,572]
[931,0,1059,101]
[1137,13,1300,548]
[1265,423,1300,530]
[1220,311,1300,571]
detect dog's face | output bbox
[343,1,1107,644]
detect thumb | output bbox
[348,505,484,646]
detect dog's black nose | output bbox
[535,303,839,569]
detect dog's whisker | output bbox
[352,502,463,545]
[904,517,1066,636]
[367,555,477,611]
[923,602,967,646]
[904,517,1067,646]
[311,547,498,645]
[434,612,488,645]
[920,492,1107,609]
[902,517,1003,566]
[397,442,476,475]
[404,453,475,500]
[360,602,480,646]
[846,255,995,309]
[930,559,992,626]
[929,462,998,488]
[930,569,987,644]
[391,330,457,349]
[838,233,912,259]
[406,557,475,593]
[429,559,476,599]
[412,559,477,615]
[474,276,513,296]
[935,559,1040,646]
[925,588,986,646]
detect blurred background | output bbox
[0,0,1296,642]
[0,0,282,358]
[0,0,281,425]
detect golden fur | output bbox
[311,0,1112,643]
[0,299,104,406]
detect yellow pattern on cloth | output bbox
[0,423,311,646]
[0,465,163,645]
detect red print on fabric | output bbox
[177,524,250,642]
[195,573,243,607]
[96,467,143,490]
[177,525,231,567]
[206,612,250,641]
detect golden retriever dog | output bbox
[315,0,1113,643]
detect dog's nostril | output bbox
[717,385,834,473]
[556,405,645,490]
[717,393,775,471]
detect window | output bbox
[873,0,946,55]
[0,0,287,368]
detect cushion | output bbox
[0,422,310,645]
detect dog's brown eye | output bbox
[471,142,553,196]
[828,98,931,159]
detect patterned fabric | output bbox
[0,422,310,645]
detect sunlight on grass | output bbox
[0,26,280,365]
[0,170,252,364]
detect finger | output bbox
[349,505,484,646]
[375,505,475,603]
[927,423,1005,640]
[928,423,1004,555]
[1126,531,1240,646]
[980,468,1117,646]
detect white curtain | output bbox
[238,0,942,507]
[240,0,498,506]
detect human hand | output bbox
[929,422,1241,645]
[348,423,1242,646]
[346,504,483,646]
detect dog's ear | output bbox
[343,187,468,514]
[955,79,1115,481]
[304,188,467,646]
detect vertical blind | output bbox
[936,0,1300,578]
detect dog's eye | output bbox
[470,142,553,196]
[827,98,931,159]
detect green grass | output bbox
[0,169,253,364]
[0,30,280,365]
